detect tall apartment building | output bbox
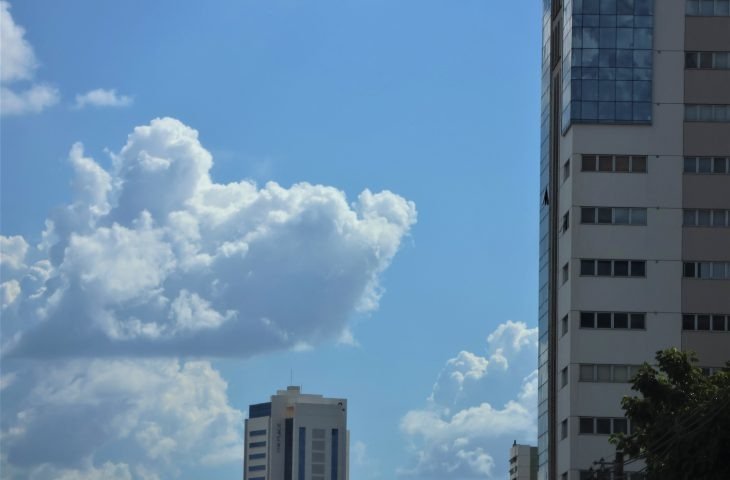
[510,442,539,480]
[538,1,730,479]
[244,386,348,480]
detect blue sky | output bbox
[0,1,541,479]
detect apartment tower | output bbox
[244,386,348,480]
[539,1,730,479]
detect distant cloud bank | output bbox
[399,321,538,479]
[0,116,416,478]
[74,88,133,109]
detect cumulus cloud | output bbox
[0,359,242,479]
[0,1,59,115]
[400,321,538,479]
[74,88,133,109]
[2,117,416,358]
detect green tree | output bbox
[611,348,730,479]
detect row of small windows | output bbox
[248,465,265,472]
[248,441,266,449]
[579,416,631,435]
[683,313,730,331]
[684,209,730,228]
[581,154,647,172]
[580,259,646,277]
[684,156,730,174]
[248,453,266,460]
[685,104,730,122]
[573,0,654,15]
[686,51,730,69]
[579,363,643,383]
[683,261,730,279]
[580,311,646,329]
[581,207,647,225]
[249,429,266,437]
[686,0,730,16]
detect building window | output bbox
[579,364,641,383]
[684,156,730,174]
[248,441,266,448]
[579,311,646,329]
[564,158,571,181]
[562,262,570,284]
[682,314,728,331]
[685,104,730,122]
[561,314,569,336]
[578,417,632,435]
[687,0,730,16]
[561,366,568,388]
[249,465,266,472]
[250,429,267,437]
[684,261,730,279]
[581,207,647,225]
[562,211,570,233]
[683,209,730,227]
[581,154,647,173]
[561,419,568,440]
[580,259,646,277]
[249,453,266,460]
[686,51,730,69]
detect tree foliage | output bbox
[612,348,730,479]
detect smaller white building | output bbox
[509,442,537,480]
[244,386,348,480]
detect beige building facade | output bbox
[244,386,348,480]
[539,1,730,479]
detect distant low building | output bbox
[509,441,537,480]
[244,386,348,480]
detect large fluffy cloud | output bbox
[2,117,416,358]
[400,321,538,479]
[0,1,59,115]
[0,359,242,479]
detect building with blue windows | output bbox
[539,0,730,479]
[244,386,349,480]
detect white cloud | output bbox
[74,88,133,109]
[0,1,59,115]
[400,321,538,479]
[2,117,416,358]
[1,359,243,478]
[1,234,29,270]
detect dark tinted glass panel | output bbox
[615,155,630,171]
[581,260,596,275]
[582,155,597,171]
[684,262,696,278]
[597,312,612,328]
[581,207,597,223]
[579,418,595,434]
[613,419,628,434]
[697,315,710,330]
[581,312,596,328]
[682,315,695,330]
[599,156,613,171]
[596,418,612,434]
[614,261,629,276]
[630,314,645,329]
[632,156,647,172]
[712,315,726,331]
[614,313,629,328]
[713,158,727,173]
[598,208,613,223]
[630,261,645,277]
[597,260,612,275]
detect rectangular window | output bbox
[561,419,568,439]
[561,366,568,387]
[580,311,646,329]
[687,0,730,16]
[685,104,730,122]
[249,441,266,448]
[684,262,730,279]
[299,427,306,480]
[562,314,569,336]
[630,313,646,329]
[580,206,647,225]
[630,261,646,277]
[564,159,571,181]
[249,453,266,460]
[686,51,730,69]
[249,465,266,472]
[562,263,570,284]
[579,365,595,382]
[579,417,594,434]
[580,312,596,328]
[562,211,570,233]
[250,429,267,437]
[597,312,612,328]
[683,314,696,330]
[712,315,727,331]
[581,154,648,172]
[332,429,339,480]
[596,418,612,434]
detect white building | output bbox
[539,0,730,479]
[510,442,538,480]
[244,386,348,480]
